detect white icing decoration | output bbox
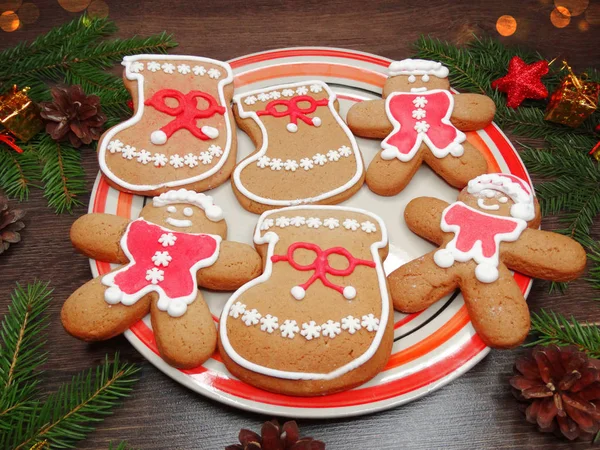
[183,207,193,217]
[201,125,219,139]
[242,308,261,326]
[411,87,428,93]
[232,81,363,207]
[296,86,308,95]
[270,91,281,99]
[388,58,449,78]
[306,217,322,228]
[260,314,279,333]
[414,121,430,133]
[286,123,298,133]
[199,151,213,165]
[169,154,184,168]
[147,61,161,72]
[166,217,192,228]
[184,153,199,168]
[343,286,357,300]
[130,61,144,73]
[270,158,284,171]
[467,173,535,221]
[412,108,426,120]
[257,92,270,102]
[275,216,290,228]
[137,149,152,164]
[158,232,177,247]
[408,74,416,83]
[177,64,191,74]
[153,188,223,222]
[150,130,167,145]
[361,314,380,332]
[153,153,167,167]
[499,196,509,203]
[161,63,175,74]
[192,65,207,76]
[244,95,257,105]
[433,248,454,268]
[208,145,223,157]
[167,299,187,318]
[413,96,428,108]
[260,218,274,231]
[145,267,165,284]
[321,320,341,338]
[290,216,306,227]
[104,287,122,304]
[309,83,323,93]
[422,74,430,82]
[312,117,321,127]
[107,139,124,153]
[282,89,295,97]
[122,145,137,159]
[323,218,339,229]
[284,159,299,171]
[219,205,390,381]
[475,263,499,283]
[327,150,340,161]
[291,286,306,300]
[167,206,176,213]
[313,153,327,166]
[339,145,352,157]
[255,145,354,173]
[300,321,321,340]
[361,221,377,233]
[229,302,246,318]
[477,198,500,211]
[343,218,360,231]
[152,250,172,267]
[207,68,221,79]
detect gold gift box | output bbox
[545,73,600,128]
[0,85,44,141]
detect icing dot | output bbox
[475,263,499,283]
[291,286,305,300]
[498,196,509,204]
[287,123,298,133]
[343,286,357,300]
[434,249,454,268]
[422,74,430,82]
[312,117,322,127]
[104,287,122,304]
[167,206,176,213]
[150,130,167,145]
[408,74,416,83]
[183,207,193,217]
[201,126,219,139]
[168,299,187,318]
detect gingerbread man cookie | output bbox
[98,55,236,196]
[388,173,587,349]
[232,81,365,214]
[62,189,262,368]
[219,206,393,396]
[347,59,495,196]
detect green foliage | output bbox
[0,14,177,212]
[0,283,139,449]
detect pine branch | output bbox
[0,147,40,200]
[526,310,600,358]
[0,282,52,427]
[587,244,600,292]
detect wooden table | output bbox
[1,1,598,448]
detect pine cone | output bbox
[226,420,325,450]
[511,345,600,441]
[40,85,107,148]
[0,196,25,254]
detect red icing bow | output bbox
[257,96,328,130]
[145,89,225,140]
[271,242,375,300]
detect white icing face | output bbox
[183,207,194,217]
[477,198,500,211]
[166,217,192,228]
[410,87,428,93]
[167,206,177,213]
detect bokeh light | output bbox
[577,19,589,30]
[87,0,109,18]
[57,0,90,13]
[496,15,518,36]
[0,0,22,12]
[550,6,571,27]
[554,0,589,16]
[18,2,38,24]
[0,10,19,32]
[585,2,600,25]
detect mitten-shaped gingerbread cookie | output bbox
[219,206,393,396]
[388,173,586,349]
[98,55,236,196]
[347,59,495,196]
[62,189,262,369]
[232,81,364,214]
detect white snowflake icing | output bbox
[121,145,137,160]
[169,154,184,168]
[281,89,295,97]
[312,153,327,166]
[153,153,167,167]
[290,216,306,227]
[199,151,213,165]
[177,64,191,74]
[136,149,152,164]
[107,139,124,153]
[280,319,300,339]
[321,320,341,338]
[299,158,314,170]
[296,86,308,95]
[341,316,362,334]
[257,92,270,102]
[242,308,261,326]
[326,150,340,162]
[184,153,199,168]
[257,156,271,169]
[343,218,360,231]
[229,302,246,319]
[192,65,207,76]
[413,96,428,108]
[161,63,175,74]
[244,95,257,105]
[152,251,172,267]
[270,158,284,171]
[208,68,221,79]
[414,121,430,133]
[283,159,299,171]
[323,218,340,230]
[361,314,380,332]
[260,218,274,231]
[145,267,164,285]
[300,321,321,340]
[260,314,279,333]
[147,61,161,72]
[275,216,290,228]
[412,108,426,120]
[361,221,377,233]
[309,83,323,93]
[338,145,352,157]
[208,145,223,157]
[306,217,322,228]
[130,61,144,73]
[270,91,281,99]
[158,232,177,247]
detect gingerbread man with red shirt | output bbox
[388,173,587,349]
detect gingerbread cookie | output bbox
[388,173,587,349]
[219,206,393,396]
[232,81,365,214]
[62,189,262,369]
[347,59,495,196]
[98,55,236,196]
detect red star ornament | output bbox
[492,56,549,108]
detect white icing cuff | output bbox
[104,287,122,305]
[475,263,499,283]
[343,286,356,300]
[201,125,219,139]
[168,299,187,317]
[434,249,454,268]
[286,123,298,133]
[151,130,167,145]
[291,286,306,300]
[388,59,449,78]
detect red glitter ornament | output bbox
[492,56,549,108]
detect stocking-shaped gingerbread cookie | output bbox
[62,190,262,368]
[98,55,236,196]
[347,59,495,196]
[219,206,393,396]
[388,173,587,349]
[232,81,364,214]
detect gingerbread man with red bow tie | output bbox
[388,173,587,349]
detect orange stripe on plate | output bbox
[116,191,134,218]
[92,176,110,213]
[465,131,501,173]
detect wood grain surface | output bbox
[1,1,599,449]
